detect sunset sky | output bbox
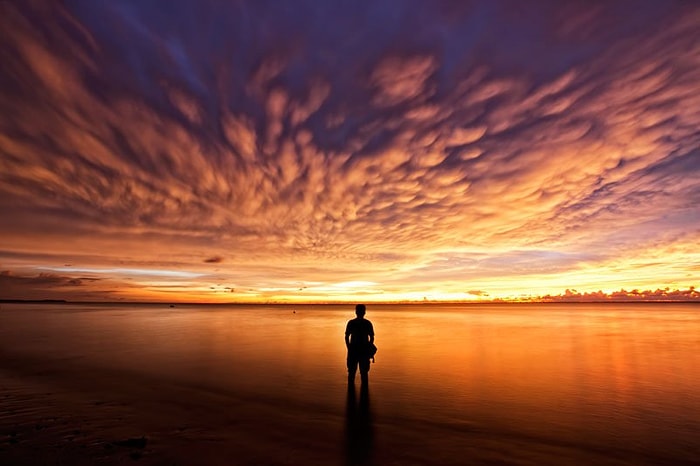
[1,0,698,303]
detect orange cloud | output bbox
[534,287,700,303]
[0,1,698,302]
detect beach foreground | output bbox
[2,368,667,466]
[0,366,346,466]
[2,303,699,465]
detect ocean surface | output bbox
[1,302,699,465]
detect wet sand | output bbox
[0,365,345,466]
[2,362,687,466]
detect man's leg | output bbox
[347,354,358,383]
[359,358,370,385]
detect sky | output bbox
[1,0,699,303]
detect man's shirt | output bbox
[345,317,374,348]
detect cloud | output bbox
[0,0,698,301]
[0,270,105,301]
[534,287,700,302]
[204,256,223,264]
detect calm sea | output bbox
[1,302,699,465]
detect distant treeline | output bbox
[0,299,68,303]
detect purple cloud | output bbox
[0,0,698,300]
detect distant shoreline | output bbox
[2,299,698,305]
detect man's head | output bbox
[355,304,366,317]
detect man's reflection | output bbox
[345,381,374,465]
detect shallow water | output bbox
[1,302,699,465]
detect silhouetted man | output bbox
[345,304,374,385]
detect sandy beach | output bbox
[1,371,155,466]
[5,366,691,466]
[0,364,347,466]
[0,368,637,466]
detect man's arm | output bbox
[345,322,351,347]
[369,322,374,344]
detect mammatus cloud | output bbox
[0,1,698,302]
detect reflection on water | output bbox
[1,302,699,465]
[345,382,373,466]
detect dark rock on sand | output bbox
[113,436,148,448]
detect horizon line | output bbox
[2,299,699,305]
